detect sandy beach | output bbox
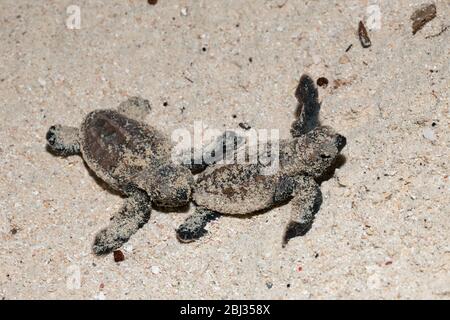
[0,0,448,299]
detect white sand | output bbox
[0,0,449,299]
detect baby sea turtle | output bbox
[46,97,195,254]
[46,74,345,253]
[46,97,238,254]
[176,75,346,245]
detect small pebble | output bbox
[265,281,273,289]
[411,3,437,35]
[38,78,46,87]
[423,128,435,141]
[358,21,372,48]
[151,266,160,274]
[238,122,251,130]
[317,77,329,88]
[123,243,133,253]
[180,7,188,16]
[113,250,125,262]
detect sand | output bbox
[0,0,449,299]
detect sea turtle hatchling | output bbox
[45,97,199,254]
[176,75,347,245]
[46,97,238,254]
[46,74,345,253]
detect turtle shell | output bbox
[193,164,280,215]
[80,109,172,191]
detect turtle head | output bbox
[46,125,81,156]
[298,126,346,178]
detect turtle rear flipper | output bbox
[176,207,219,243]
[282,176,322,246]
[92,188,151,255]
[116,96,151,121]
[291,75,321,137]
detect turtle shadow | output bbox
[317,154,347,183]
[153,203,191,214]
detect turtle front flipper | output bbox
[291,75,321,137]
[93,188,151,255]
[176,207,219,243]
[46,125,81,156]
[282,176,322,246]
[116,96,151,121]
